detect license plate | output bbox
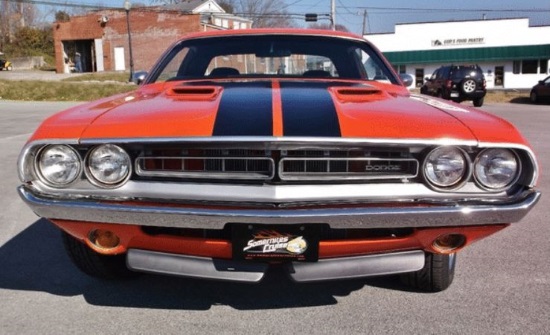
[450,92,459,98]
[232,224,320,262]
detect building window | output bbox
[392,64,406,74]
[522,60,538,74]
[513,59,548,74]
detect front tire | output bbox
[401,252,456,292]
[62,231,136,279]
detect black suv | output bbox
[420,65,486,107]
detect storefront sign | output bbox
[431,37,485,47]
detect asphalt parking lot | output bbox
[0,100,548,334]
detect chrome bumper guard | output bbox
[18,186,540,230]
[126,249,426,283]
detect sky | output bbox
[36,0,550,35]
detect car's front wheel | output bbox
[401,252,456,292]
[62,231,136,279]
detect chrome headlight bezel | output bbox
[85,144,132,188]
[422,146,471,190]
[473,148,521,191]
[35,145,82,188]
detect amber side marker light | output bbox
[89,229,121,249]
[432,233,467,253]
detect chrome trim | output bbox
[77,136,480,147]
[279,157,418,181]
[127,249,268,283]
[478,141,539,187]
[286,250,425,282]
[19,138,539,188]
[126,249,425,283]
[135,156,275,180]
[18,186,541,230]
[24,180,508,203]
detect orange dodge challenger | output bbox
[18,29,540,292]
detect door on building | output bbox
[494,66,504,87]
[415,69,424,87]
[114,47,126,71]
[63,40,94,73]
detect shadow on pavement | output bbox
[0,219,411,310]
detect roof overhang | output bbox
[384,44,550,65]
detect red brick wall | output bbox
[53,10,202,73]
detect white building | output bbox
[366,18,550,89]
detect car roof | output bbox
[179,28,366,42]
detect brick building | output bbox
[52,0,252,74]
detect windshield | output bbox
[147,34,398,84]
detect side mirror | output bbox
[132,71,148,85]
[399,73,414,87]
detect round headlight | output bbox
[474,148,519,190]
[424,146,468,188]
[37,145,81,186]
[86,144,131,186]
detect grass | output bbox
[61,72,131,83]
[0,79,136,101]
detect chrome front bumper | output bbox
[126,249,426,283]
[18,185,540,230]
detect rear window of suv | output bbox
[451,67,482,79]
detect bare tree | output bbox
[0,0,38,48]
[226,0,295,28]
[149,0,180,4]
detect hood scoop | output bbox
[330,87,389,103]
[166,86,222,101]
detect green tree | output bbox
[6,26,53,58]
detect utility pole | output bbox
[362,9,367,35]
[331,0,335,30]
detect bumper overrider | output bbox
[18,186,540,282]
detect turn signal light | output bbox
[89,229,121,249]
[433,233,466,253]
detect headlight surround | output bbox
[37,145,82,187]
[86,144,131,187]
[474,148,520,190]
[423,146,469,189]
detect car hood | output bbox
[29,80,527,145]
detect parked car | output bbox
[530,75,550,103]
[18,29,540,292]
[421,65,486,107]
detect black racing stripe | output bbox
[212,82,273,136]
[280,82,341,137]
